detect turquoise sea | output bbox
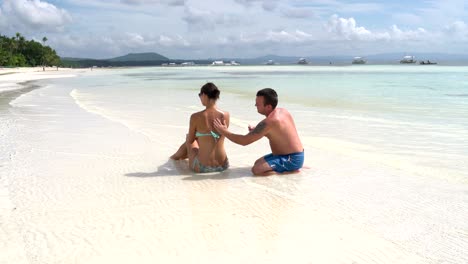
[63,65,468,179]
[2,65,468,263]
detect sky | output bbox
[0,0,467,59]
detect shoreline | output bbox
[0,81,42,109]
[0,66,83,93]
[0,67,86,109]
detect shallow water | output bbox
[2,65,468,264]
[57,65,468,180]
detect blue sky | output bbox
[1,0,467,59]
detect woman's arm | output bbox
[187,113,197,144]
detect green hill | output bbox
[108,52,169,62]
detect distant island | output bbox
[61,52,468,67]
[108,52,169,62]
[61,52,213,68]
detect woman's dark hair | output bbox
[200,82,220,100]
[256,88,278,109]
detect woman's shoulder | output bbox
[191,109,207,116]
[215,108,229,116]
[190,110,205,121]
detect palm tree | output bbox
[42,36,47,71]
[16,33,25,53]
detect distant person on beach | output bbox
[170,82,230,173]
[213,88,304,176]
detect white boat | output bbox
[265,60,275,65]
[181,61,195,66]
[211,60,224,66]
[400,55,417,64]
[211,60,240,66]
[352,56,366,64]
[297,58,308,64]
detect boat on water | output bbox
[211,60,240,66]
[265,60,275,65]
[352,57,366,64]
[297,58,308,64]
[400,55,417,64]
[211,60,224,66]
[181,61,195,66]
[419,60,437,65]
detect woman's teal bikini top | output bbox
[195,131,220,141]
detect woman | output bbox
[170,82,229,173]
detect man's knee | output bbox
[251,161,273,176]
[251,165,263,176]
[251,164,262,175]
[253,158,261,166]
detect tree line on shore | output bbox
[0,33,61,68]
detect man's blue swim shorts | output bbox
[264,150,304,173]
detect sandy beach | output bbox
[0,67,81,92]
[1,66,466,264]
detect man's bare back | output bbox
[259,108,303,155]
[214,88,304,176]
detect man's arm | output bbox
[214,118,269,146]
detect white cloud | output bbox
[392,13,423,26]
[182,7,214,30]
[281,7,316,19]
[231,29,314,45]
[52,32,191,59]
[122,33,155,47]
[0,0,72,32]
[5,1,468,59]
[261,1,278,11]
[116,32,190,49]
[337,2,383,13]
[158,34,190,47]
[326,15,375,40]
[121,0,186,6]
[419,0,466,22]
[0,8,5,29]
[52,34,120,58]
[167,0,186,6]
[265,29,313,43]
[389,25,427,41]
[234,0,279,11]
[325,15,432,42]
[444,21,468,40]
[182,6,244,31]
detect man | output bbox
[213,88,304,176]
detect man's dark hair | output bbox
[256,88,278,109]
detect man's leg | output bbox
[251,157,276,176]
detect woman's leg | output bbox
[187,137,200,172]
[170,142,188,160]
